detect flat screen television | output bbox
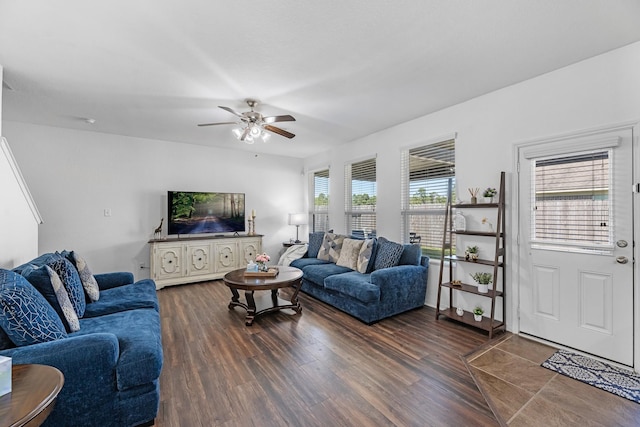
[167,191,245,235]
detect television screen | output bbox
[167,191,245,235]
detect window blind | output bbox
[345,157,377,236]
[401,139,455,257]
[312,169,330,232]
[532,150,612,249]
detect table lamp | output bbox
[288,213,307,243]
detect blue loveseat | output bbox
[0,252,162,427]
[290,233,428,324]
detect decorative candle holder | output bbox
[248,215,256,235]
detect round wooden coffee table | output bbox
[223,266,303,326]
[0,364,64,427]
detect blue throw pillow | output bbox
[373,237,404,270]
[0,269,67,347]
[399,244,422,266]
[47,258,86,317]
[21,264,80,332]
[308,231,327,258]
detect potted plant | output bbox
[483,187,497,203]
[470,272,492,293]
[465,245,479,261]
[473,306,484,321]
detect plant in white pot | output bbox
[473,306,484,321]
[470,272,492,293]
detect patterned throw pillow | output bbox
[0,269,67,347]
[357,238,375,273]
[70,252,100,302]
[47,258,86,317]
[46,266,80,332]
[317,233,346,263]
[373,237,404,270]
[336,238,363,270]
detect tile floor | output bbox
[464,334,640,426]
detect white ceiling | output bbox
[2,1,640,158]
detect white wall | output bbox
[0,65,42,268]
[3,122,306,279]
[305,41,640,327]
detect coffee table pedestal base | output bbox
[228,286,302,326]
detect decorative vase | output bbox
[474,314,483,322]
[477,283,489,293]
[454,211,466,232]
[257,262,268,272]
[471,196,477,204]
[456,307,464,316]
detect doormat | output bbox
[542,349,640,404]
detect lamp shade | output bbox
[288,213,307,226]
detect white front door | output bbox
[518,124,635,366]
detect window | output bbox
[532,150,612,251]
[345,157,376,237]
[312,169,330,232]
[401,139,455,257]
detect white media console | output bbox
[149,235,263,289]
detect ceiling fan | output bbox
[198,99,296,143]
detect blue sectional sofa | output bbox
[290,233,428,324]
[0,252,162,427]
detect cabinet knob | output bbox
[168,260,172,264]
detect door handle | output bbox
[616,256,629,264]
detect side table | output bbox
[0,364,64,427]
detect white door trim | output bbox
[511,120,639,369]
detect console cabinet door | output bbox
[153,244,183,281]
[214,242,238,273]
[186,243,214,278]
[240,239,261,265]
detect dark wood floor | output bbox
[155,280,500,426]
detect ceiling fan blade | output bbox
[264,125,295,139]
[262,114,296,124]
[240,127,251,141]
[197,121,238,127]
[218,106,245,118]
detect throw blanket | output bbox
[278,244,308,266]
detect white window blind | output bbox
[312,169,330,232]
[532,150,612,251]
[345,157,376,237]
[401,139,455,257]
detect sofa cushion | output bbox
[373,237,404,270]
[302,263,353,286]
[399,244,422,266]
[290,258,332,270]
[61,251,100,302]
[21,264,79,332]
[46,266,80,332]
[76,308,163,391]
[336,238,363,270]
[84,280,159,318]
[323,272,380,303]
[307,232,325,258]
[0,269,67,347]
[357,238,376,273]
[47,258,86,317]
[317,233,346,263]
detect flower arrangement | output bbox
[482,217,493,232]
[255,253,270,271]
[483,187,497,197]
[465,245,479,261]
